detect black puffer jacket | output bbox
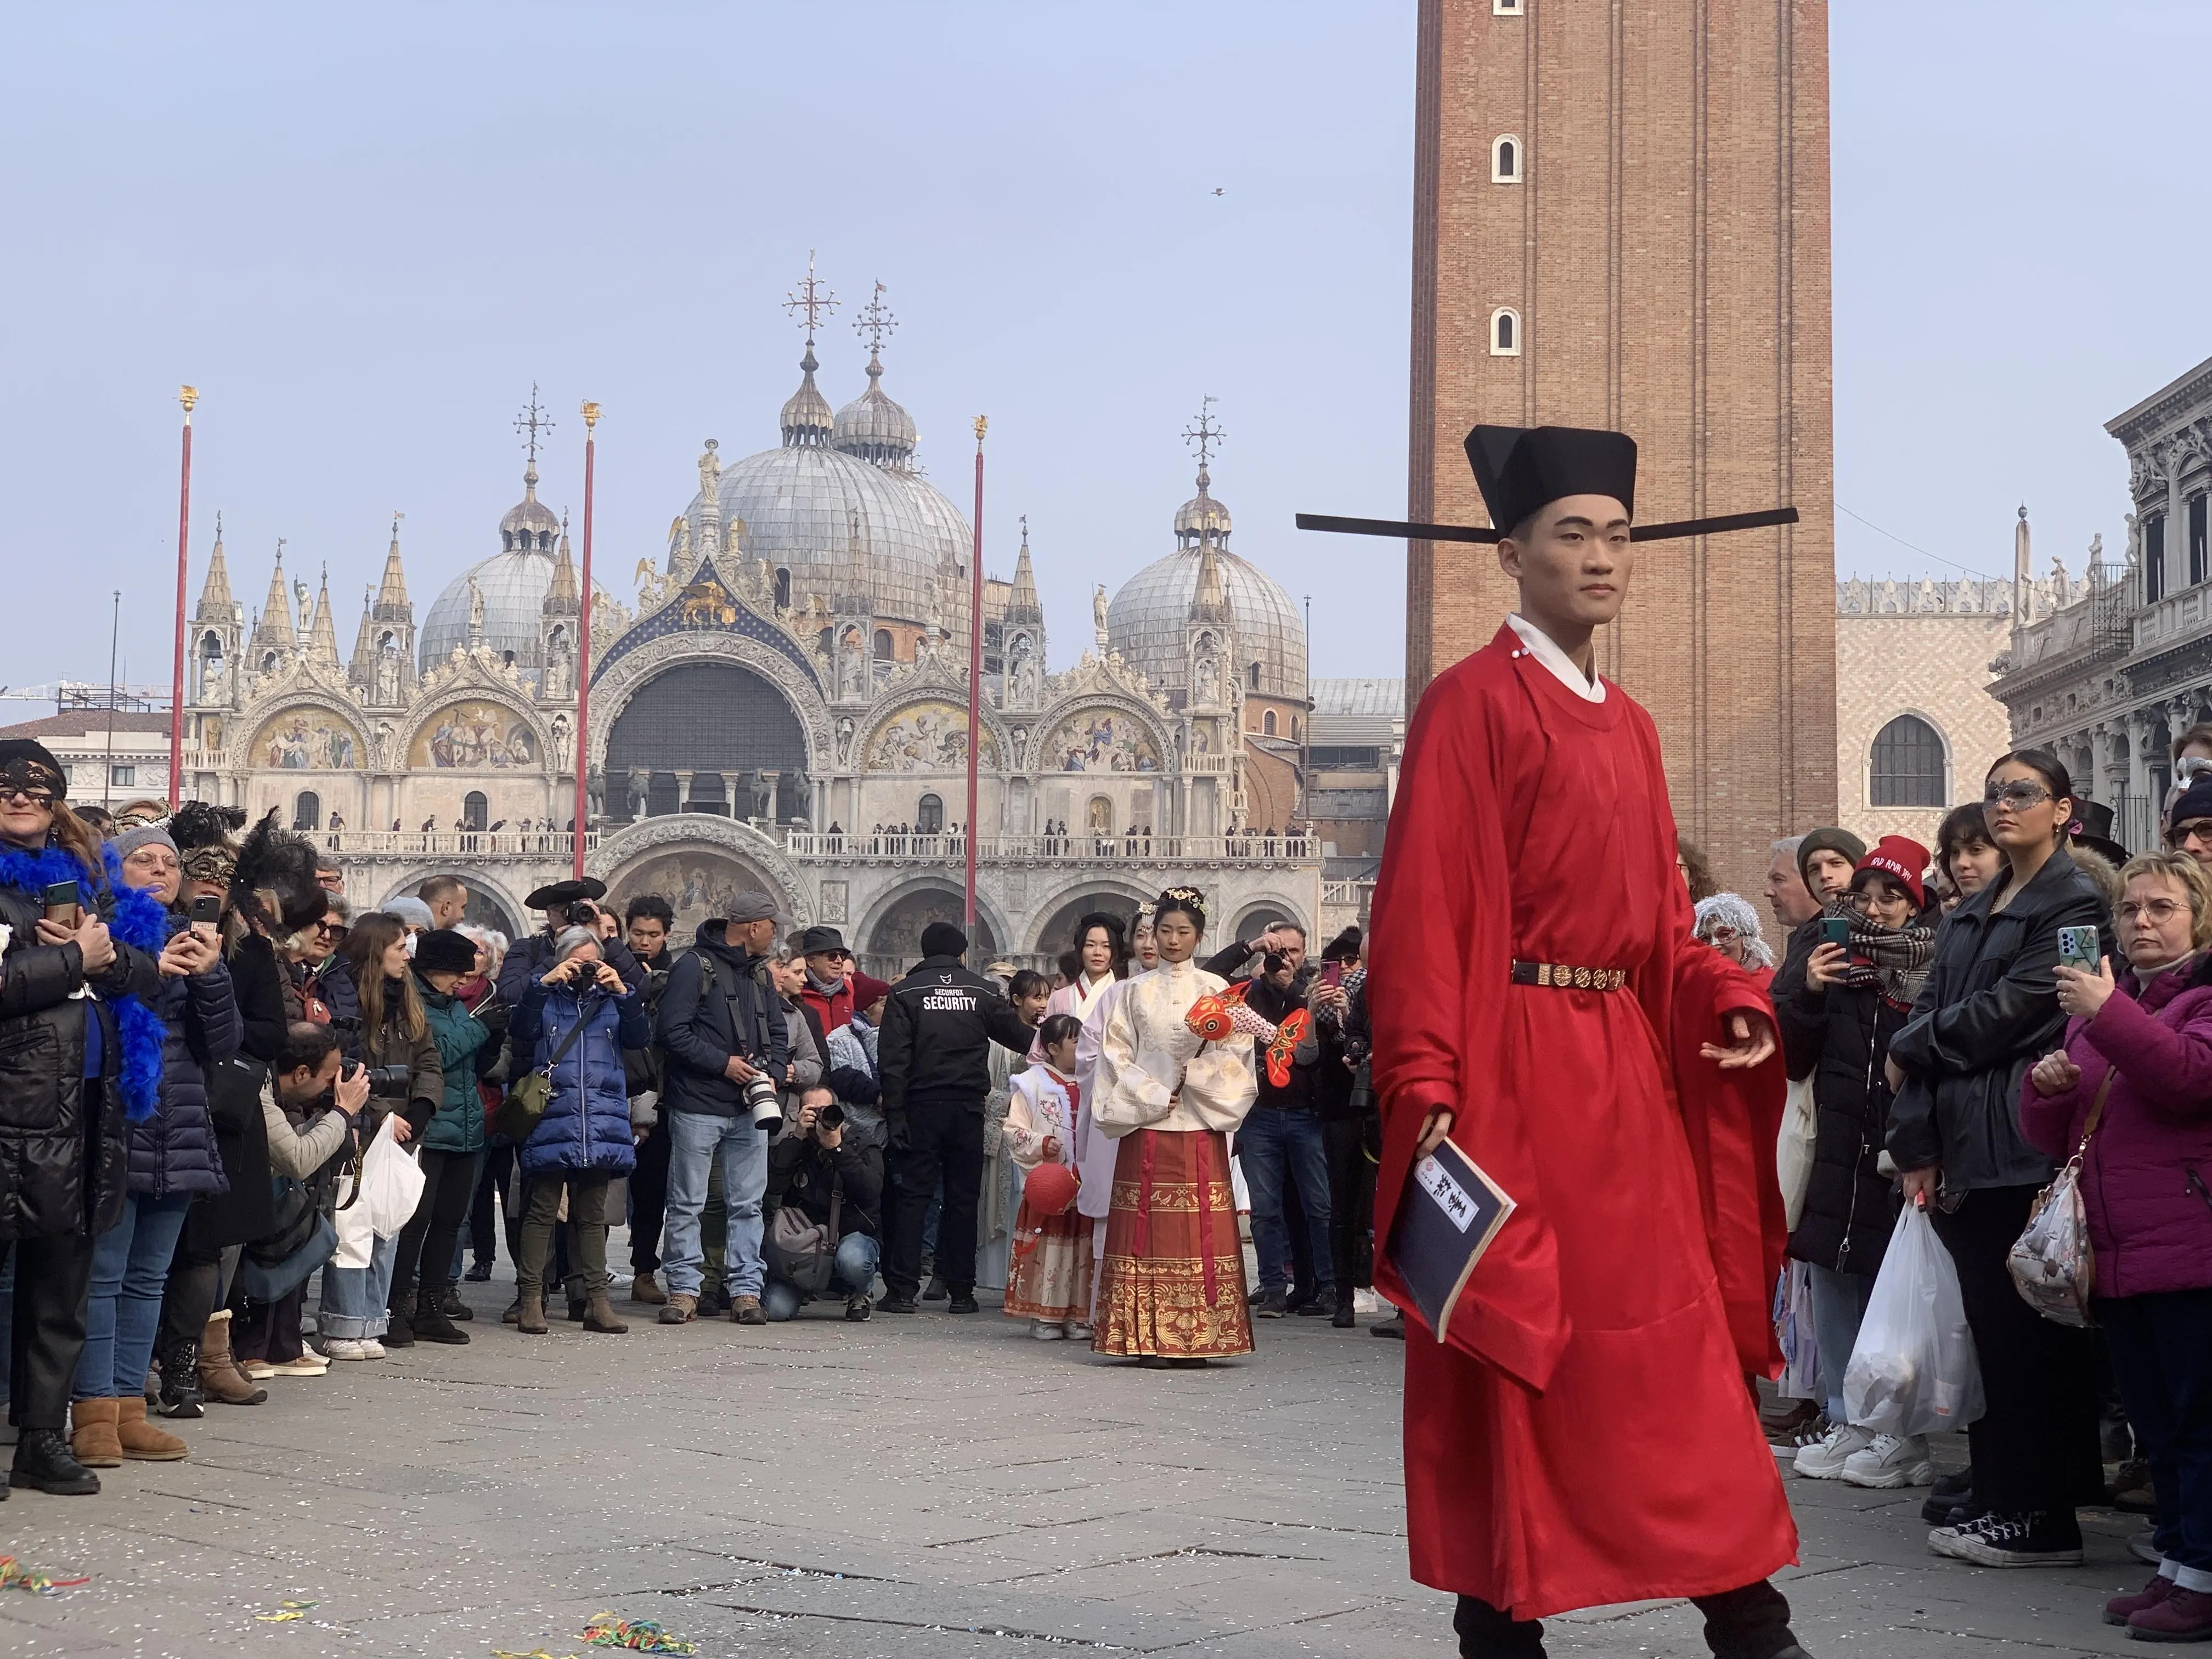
[127,924,241,1199]
[1771,933,1900,1277]
[0,849,163,1240]
[876,956,1036,1115]
[1887,848,2113,1190]
[654,921,791,1119]
[184,932,286,1253]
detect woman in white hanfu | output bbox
[1075,907,1155,1316]
[1091,888,1258,1366]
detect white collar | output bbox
[1508,613,1605,703]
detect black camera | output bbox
[816,1101,845,1130]
[349,1061,411,1098]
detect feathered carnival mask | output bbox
[232,810,328,943]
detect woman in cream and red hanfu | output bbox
[1091,888,1257,1367]
[1325,425,1808,1659]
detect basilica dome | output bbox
[1107,473,1306,702]
[420,468,613,680]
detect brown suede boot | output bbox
[517,1288,549,1335]
[582,1292,628,1334]
[115,1397,187,1461]
[198,1310,267,1406]
[67,1398,123,1469]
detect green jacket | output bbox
[415,974,493,1155]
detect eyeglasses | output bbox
[2120,898,2188,925]
[2169,820,2212,849]
[315,921,348,938]
[0,787,56,808]
[1984,780,2053,809]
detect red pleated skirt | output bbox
[1092,1128,1253,1358]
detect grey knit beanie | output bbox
[112,823,179,862]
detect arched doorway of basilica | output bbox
[1030,890,1143,962]
[862,885,1000,981]
[605,845,783,947]
[603,661,810,825]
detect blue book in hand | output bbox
[1389,1137,1517,1342]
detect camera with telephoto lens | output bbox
[816,1101,845,1131]
[347,1060,412,1098]
[743,1071,782,1133]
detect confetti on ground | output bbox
[252,1598,321,1622]
[491,1650,582,1659]
[0,1556,89,1595]
[582,1612,697,1654]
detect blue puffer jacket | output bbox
[513,979,647,1177]
[128,917,242,1199]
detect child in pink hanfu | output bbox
[1002,1014,1092,1340]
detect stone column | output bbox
[719,772,740,817]
[2169,454,2186,592]
[674,770,695,814]
[760,770,781,822]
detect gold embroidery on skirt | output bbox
[1092,1254,1254,1357]
[1108,1180,1238,1213]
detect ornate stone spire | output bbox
[306,566,344,667]
[255,542,296,652]
[374,514,411,618]
[347,585,377,688]
[1190,534,1234,625]
[545,510,580,612]
[1007,516,1042,625]
[195,512,234,620]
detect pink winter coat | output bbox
[2019,963,2212,1299]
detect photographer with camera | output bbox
[498,878,645,1009]
[241,1024,366,1362]
[321,912,442,1353]
[653,890,791,1327]
[764,1087,881,1321]
[508,927,651,1335]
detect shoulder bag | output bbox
[767,1170,843,1296]
[493,1002,592,1144]
[2007,1069,2113,1327]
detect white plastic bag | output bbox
[354,1116,426,1239]
[330,1170,375,1269]
[1843,1203,1984,1436]
[1778,1076,1817,1232]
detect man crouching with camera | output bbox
[653,889,791,1326]
[765,1088,882,1322]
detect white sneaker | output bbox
[1030,1320,1065,1340]
[1063,1321,1093,1340]
[1842,1432,1934,1489]
[358,1339,386,1359]
[321,1340,370,1361]
[1793,1422,1877,1480]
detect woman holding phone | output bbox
[0,738,165,1494]
[1884,749,2111,1567]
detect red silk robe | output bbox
[1368,625,1795,1621]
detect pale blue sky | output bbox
[1,3,2204,700]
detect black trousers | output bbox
[883,1097,984,1299]
[160,1248,222,1360]
[629,1119,670,1274]
[0,1233,94,1432]
[2100,1287,2212,1573]
[1325,1113,1378,1293]
[1929,1183,2104,1514]
[389,1147,477,1308]
[1456,1581,1795,1659]
[469,1143,510,1264]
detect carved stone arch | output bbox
[1027,693,1172,778]
[584,631,832,777]
[854,875,1012,970]
[861,696,1009,774]
[1228,891,1313,942]
[371,865,530,938]
[400,684,555,775]
[232,694,371,772]
[585,814,812,939]
[1027,875,1157,955]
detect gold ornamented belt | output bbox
[1510,960,1628,992]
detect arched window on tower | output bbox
[1263,709,1278,736]
[1491,307,1521,356]
[916,793,944,836]
[1492,135,1522,183]
[774,567,792,610]
[1870,714,1947,807]
[874,629,895,662]
[462,791,488,832]
[1249,662,1262,690]
[293,791,320,832]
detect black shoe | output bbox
[947,1294,979,1314]
[155,1337,205,1419]
[877,1294,918,1313]
[412,1292,470,1345]
[566,1296,588,1323]
[697,1283,731,1317]
[1929,1508,2084,1567]
[441,1288,475,1322]
[1294,1297,1330,1317]
[845,1294,872,1322]
[1331,1292,1356,1329]
[1246,1287,1267,1306]
[1253,1287,1290,1319]
[923,1276,949,1302]
[1371,1311,1405,1339]
[11,1429,100,1496]
[382,1308,416,1348]
[1922,1468,1973,1525]
[464,1259,494,1283]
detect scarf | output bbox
[0,840,168,1120]
[1828,896,1937,1011]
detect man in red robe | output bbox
[1367,426,1805,1659]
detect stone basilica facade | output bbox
[174,313,1321,971]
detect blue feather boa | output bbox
[0,840,168,1121]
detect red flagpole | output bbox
[169,386,198,809]
[966,417,986,938]
[573,402,600,879]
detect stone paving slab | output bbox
[0,1272,2170,1657]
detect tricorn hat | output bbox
[1297,422,1797,546]
[522,877,607,911]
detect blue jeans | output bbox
[1808,1262,1876,1426]
[1240,1108,1333,1295]
[763,1232,880,1321]
[74,1193,192,1398]
[319,1232,398,1339]
[663,1110,770,1298]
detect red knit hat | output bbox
[1853,836,1929,908]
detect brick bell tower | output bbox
[1406,0,1838,885]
